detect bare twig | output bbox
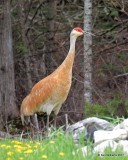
[96,20,128,36]
[26,2,43,36]
[65,114,69,130]
[24,0,33,23]
[97,40,128,54]
[114,73,128,78]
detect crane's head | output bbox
[71,27,84,37]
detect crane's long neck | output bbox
[62,35,77,70]
[69,35,77,53]
[53,34,78,77]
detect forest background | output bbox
[0,0,128,131]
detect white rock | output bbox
[67,121,85,133]
[94,140,118,153]
[94,129,127,145]
[67,117,113,133]
[118,140,128,154]
[82,117,113,130]
[114,119,128,134]
[67,117,114,143]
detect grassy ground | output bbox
[0,129,128,160]
[0,129,85,160]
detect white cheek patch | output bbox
[73,30,82,36]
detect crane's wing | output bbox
[21,74,57,115]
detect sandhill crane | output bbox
[20,27,84,129]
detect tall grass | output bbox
[0,128,127,160]
[0,129,85,160]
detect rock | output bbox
[81,140,128,155]
[94,140,118,153]
[83,117,113,130]
[67,119,86,134]
[94,129,127,145]
[84,117,113,142]
[68,117,128,156]
[67,121,85,142]
[67,117,113,133]
[68,117,128,155]
[85,122,102,142]
[67,117,113,142]
[114,119,128,134]
[118,140,128,154]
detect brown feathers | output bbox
[20,28,84,127]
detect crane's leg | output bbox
[54,115,57,129]
[46,114,50,130]
[53,105,61,129]
[31,114,39,131]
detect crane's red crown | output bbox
[73,27,83,33]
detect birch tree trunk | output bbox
[84,0,93,104]
[0,0,19,130]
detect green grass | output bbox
[0,129,85,160]
[0,129,127,160]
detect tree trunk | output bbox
[84,0,93,104]
[0,0,19,130]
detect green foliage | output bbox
[124,100,128,107]
[104,6,119,18]
[103,63,117,72]
[84,97,128,118]
[0,130,85,160]
[78,130,86,146]
[96,146,128,160]
[109,7,119,18]
[0,128,127,160]
[16,43,28,53]
[106,98,121,116]
[101,116,124,125]
[84,103,110,118]
[117,53,127,61]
